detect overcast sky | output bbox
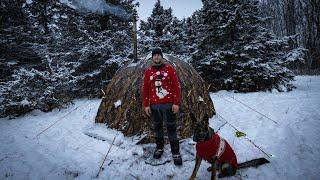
[58,0,203,25]
[135,0,203,21]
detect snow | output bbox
[127,62,138,67]
[146,52,152,60]
[7,61,17,66]
[198,96,204,102]
[63,0,131,20]
[20,99,30,106]
[114,99,122,108]
[283,48,306,64]
[1,76,320,179]
[26,0,33,4]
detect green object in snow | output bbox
[235,131,246,137]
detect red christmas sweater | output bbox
[196,133,238,168]
[142,63,181,107]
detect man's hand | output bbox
[144,106,151,116]
[172,104,179,114]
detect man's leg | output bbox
[163,104,182,166]
[151,105,164,159]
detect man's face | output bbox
[152,54,162,64]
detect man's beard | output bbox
[153,58,163,65]
[152,60,164,70]
[153,59,162,64]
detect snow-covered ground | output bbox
[1,76,319,180]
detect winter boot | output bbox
[170,140,182,166]
[153,137,164,159]
[173,154,182,166]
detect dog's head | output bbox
[190,113,214,142]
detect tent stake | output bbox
[96,132,118,178]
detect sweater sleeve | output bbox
[142,69,150,107]
[170,66,181,106]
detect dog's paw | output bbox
[218,173,227,178]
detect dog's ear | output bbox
[208,127,215,137]
[190,113,198,142]
[190,112,197,134]
[192,122,200,142]
[203,114,209,124]
[193,132,199,142]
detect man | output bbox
[142,48,182,166]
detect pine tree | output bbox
[191,0,304,92]
[0,0,138,118]
[181,14,201,59]
[139,0,179,54]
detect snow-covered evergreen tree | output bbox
[138,0,184,55]
[180,14,201,60]
[0,0,137,118]
[191,0,305,92]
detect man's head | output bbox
[152,48,163,64]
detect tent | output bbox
[95,54,215,143]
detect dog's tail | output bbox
[238,158,269,169]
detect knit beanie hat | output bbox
[152,48,163,58]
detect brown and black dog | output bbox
[189,113,269,180]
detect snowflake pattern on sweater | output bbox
[142,64,181,107]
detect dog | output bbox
[189,113,269,180]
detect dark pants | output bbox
[150,103,178,142]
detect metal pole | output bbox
[133,14,138,63]
[96,133,118,178]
